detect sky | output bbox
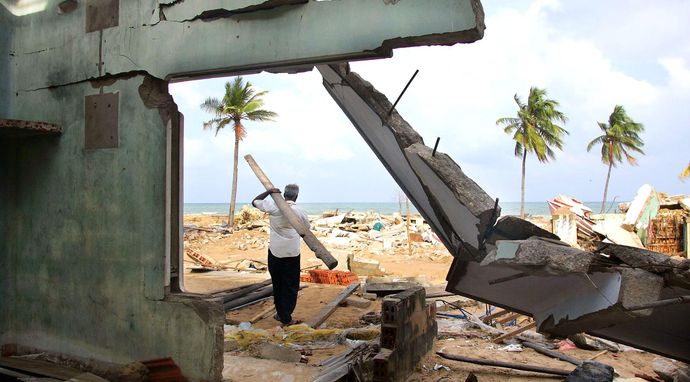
[170,0,690,205]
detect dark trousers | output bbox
[268,249,300,324]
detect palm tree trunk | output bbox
[601,162,612,213]
[520,149,526,219]
[228,132,240,230]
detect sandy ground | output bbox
[183,213,664,382]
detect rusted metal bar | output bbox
[432,137,440,156]
[624,295,690,312]
[244,154,338,269]
[388,69,419,115]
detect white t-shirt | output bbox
[252,199,310,258]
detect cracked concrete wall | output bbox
[1,0,486,380]
[11,0,485,91]
[0,74,224,381]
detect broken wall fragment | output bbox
[318,64,498,261]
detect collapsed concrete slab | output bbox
[485,215,560,245]
[318,64,498,261]
[319,64,690,363]
[595,242,690,289]
[481,238,596,276]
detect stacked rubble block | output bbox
[373,287,437,382]
[318,64,498,262]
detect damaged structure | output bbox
[318,63,690,364]
[0,0,486,380]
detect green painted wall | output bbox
[0,76,223,380]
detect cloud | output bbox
[172,0,690,203]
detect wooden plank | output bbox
[306,283,360,328]
[0,366,32,379]
[250,302,276,323]
[495,312,520,325]
[493,321,537,343]
[223,286,274,311]
[521,341,583,366]
[244,155,338,269]
[481,308,511,323]
[0,357,81,380]
[437,352,571,376]
[220,279,272,303]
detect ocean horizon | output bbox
[184,201,624,217]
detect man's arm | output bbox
[252,188,280,208]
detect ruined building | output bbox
[0,1,485,379]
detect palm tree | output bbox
[496,87,568,218]
[201,77,277,231]
[587,105,644,213]
[680,163,690,181]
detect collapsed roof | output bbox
[318,63,690,363]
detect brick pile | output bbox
[300,270,359,286]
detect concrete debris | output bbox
[596,243,690,289]
[568,333,620,352]
[364,281,420,297]
[485,215,559,245]
[116,361,149,382]
[548,195,596,240]
[362,293,378,301]
[592,217,644,248]
[481,238,596,276]
[341,296,372,309]
[256,343,302,363]
[623,184,660,235]
[348,255,385,277]
[651,357,690,382]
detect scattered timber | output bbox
[250,302,276,324]
[437,352,572,376]
[521,341,583,366]
[306,283,360,328]
[244,154,338,269]
[220,279,272,303]
[492,321,537,343]
[223,286,274,311]
[0,357,107,381]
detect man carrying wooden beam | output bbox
[252,184,309,326]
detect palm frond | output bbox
[200,76,277,139]
[680,163,690,181]
[498,87,567,163]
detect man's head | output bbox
[284,184,299,202]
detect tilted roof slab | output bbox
[319,64,690,364]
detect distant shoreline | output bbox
[184,201,623,217]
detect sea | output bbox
[184,201,620,216]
